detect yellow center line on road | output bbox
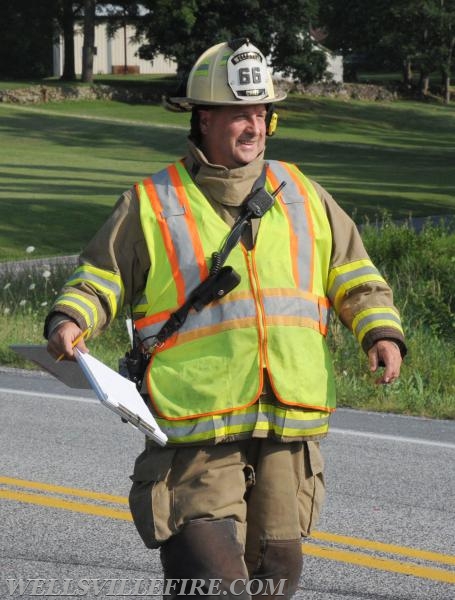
[0,475,128,504]
[0,490,132,521]
[1,476,455,585]
[312,531,455,566]
[303,543,455,585]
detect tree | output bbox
[319,0,395,82]
[56,2,142,82]
[428,0,455,104]
[135,0,327,84]
[262,0,328,84]
[54,0,84,81]
[81,0,96,82]
[384,0,455,102]
[0,0,55,78]
[320,0,455,102]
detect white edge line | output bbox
[0,387,97,405]
[330,427,455,450]
[2,387,454,450]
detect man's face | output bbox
[198,104,268,169]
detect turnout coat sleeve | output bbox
[312,180,406,355]
[44,187,147,338]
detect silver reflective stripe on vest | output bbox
[256,404,330,433]
[262,294,329,329]
[268,161,313,291]
[155,403,331,443]
[137,296,257,347]
[151,169,204,297]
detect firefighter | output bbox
[45,39,405,599]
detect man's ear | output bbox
[198,109,211,134]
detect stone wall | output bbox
[0,84,163,105]
[0,81,400,106]
[274,79,399,102]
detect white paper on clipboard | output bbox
[74,349,167,446]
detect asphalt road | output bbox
[0,367,454,599]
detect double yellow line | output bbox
[1,475,454,585]
[0,476,131,521]
[305,532,455,584]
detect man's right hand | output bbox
[47,321,89,361]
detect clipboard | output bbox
[74,349,167,446]
[10,344,91,389]
[10,344,167,446]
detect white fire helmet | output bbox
[170,38,286,108]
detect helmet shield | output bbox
[227,42,269,101]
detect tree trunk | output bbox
[81,0,96,83]
[419,71,430,97]
[402,59,413,87]
[443,74,451,103]
[61,0,76,81]
[443,38,455,104]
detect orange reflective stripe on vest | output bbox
[138,163,209,306]
[269,161,315,291]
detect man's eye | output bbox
[233,112,266,122]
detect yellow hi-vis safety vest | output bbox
[134,160,334,422]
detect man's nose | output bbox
[246,116,262,134]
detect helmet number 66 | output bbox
[238,67,262,85]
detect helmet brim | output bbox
[169,90,287,111]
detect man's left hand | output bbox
[368,340,403,385]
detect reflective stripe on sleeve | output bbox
[352,307,404,344]
[53,293,98,330]
[327,259,386,312]
[65,265,123,318]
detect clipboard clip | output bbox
[117,402,157,437]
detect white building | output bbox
[53,22,177,77]
[324,51,343,83]
[53,24,342,83]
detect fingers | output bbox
[368,347,379,373]
[47,321,85,361]
[368,340,402,385]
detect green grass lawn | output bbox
[0,102,188,260]
[0,94,454,262]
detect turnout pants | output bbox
[129,438,325,599]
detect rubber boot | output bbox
[160,518,251,599]
[249,539,303,599]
